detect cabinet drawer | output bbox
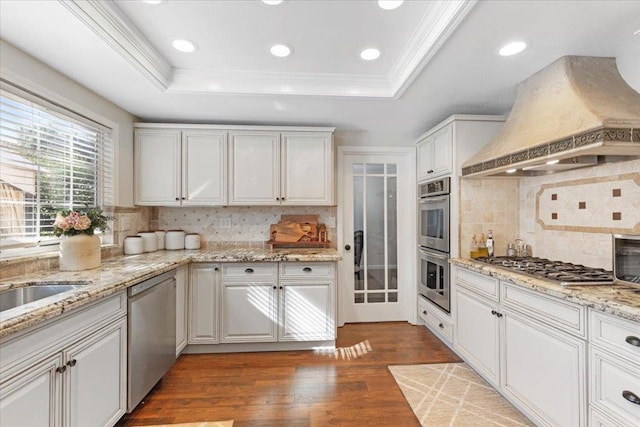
[589,310,640,364]
[280,262,334,278]
[418,296,453,344]
[455,267,499,301]
[501,282,586,338]
[221,263,277,279]
[590,347,640,426]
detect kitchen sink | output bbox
[0,283,88,312]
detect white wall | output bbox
[0,39,137,207]
[334,130,415,148]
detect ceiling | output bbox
[1,0,639,139]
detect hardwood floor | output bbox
[117,322,461,427]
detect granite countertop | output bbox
[0,245,341,339]
[450,258,640,323]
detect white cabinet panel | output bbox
[417,124,452,181]
[454,288,500,386]
[280,282,334,341]
[281,132,333,205]
[182,131,227,205]
[65,319,126,427]
[502,310,586,427]
[220,282,278,343]
[0,355,61,427]
[229,132,280,205]
[176,265,188,355]
[188,264,219,344]
[134,129,181,205]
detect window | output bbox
[0,84,114,255]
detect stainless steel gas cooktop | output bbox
[474,256,614,286]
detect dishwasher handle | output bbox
[128,270,176,297]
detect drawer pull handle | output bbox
[438,323,444,329]
[625,336,640,347]
[303,267,312,272]
[245,268,254,273]
[622,390,640,405]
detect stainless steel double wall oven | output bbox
[418,177,451,312]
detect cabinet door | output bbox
[229,132,280,205]
[502,310,586,427]
[417,134,434,182]
[188,264,219,344]
[64,318,126,427]
[182,131,227,205]
[281,132,333,205]
[220,282,278,343]
[134,129,181,205]
[279,281,334,341]
[0,354,62,427]
[431,125,452,177]
[454,288,500,386]
[175,265,189,355]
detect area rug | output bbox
[389,363,534,426]
[133,422,233,427]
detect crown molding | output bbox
[58,0,172,91]
[388,0,478,99]
[59,0,475,98]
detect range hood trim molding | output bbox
[462,126,640,177]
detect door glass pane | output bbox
[352,162,398,306]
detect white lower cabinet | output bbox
[502,309,586,427]
[188,263,220,344]
[221,281,278,343]
[279,281,334,341]
[175,265,189,355]
[0,294,127,427]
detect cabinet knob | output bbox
[496,312,503,318]
[182,197,186,200]
[303,267,312,272]
[66,359,77,367]
[56,366,67,374]
[245,268,254,273]
[491,310,497,316]
[279,286,283,290]
[622,390,640,405]
[281,197,285,201]
[345,245,351,251]
[625,336,640,347]
[428,170,434,174]
[214,267,219,271]
[175,197,180,201]
[276,197,280,201]
[422,310,427,315]
[273,285,277,290]
[438,323,444,329]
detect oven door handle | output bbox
[420,197,448,204]
[419,248,449,260]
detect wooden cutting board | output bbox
[274,221,312,242]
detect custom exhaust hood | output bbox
[462,56,640,177]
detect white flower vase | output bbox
[59,234,101,271]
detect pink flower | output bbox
[54,213,71,231]
[74,215,92,231]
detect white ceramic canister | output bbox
[165,230,185,250]
[123,236,145,255]
[155,230,166,250]
[137,231,158,252]
[184,233,201,250]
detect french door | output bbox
[338,148,415,324]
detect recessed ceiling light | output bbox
[546,159,560,165]
[505,168,518,174]
[142,0,164,4]
[634,29,640,36]
[378,0,404,10]
[262,0,285,5]
[172,39,198,53]
[360,48,381,61]
[270,44,292,58]
[499,41,528,56]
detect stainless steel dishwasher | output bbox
[127,270,176,412]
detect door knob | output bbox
[345,245,351,251]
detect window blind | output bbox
[0,84,114,253]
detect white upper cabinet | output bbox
[228,131,280,205]
[134,129,181,205]
[229,130,334,206]
[417,124,452,181]
[134,128,227,206]
[281,132,333,205]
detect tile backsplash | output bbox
[152,206,337,247]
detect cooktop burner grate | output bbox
[474,256,614,286]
